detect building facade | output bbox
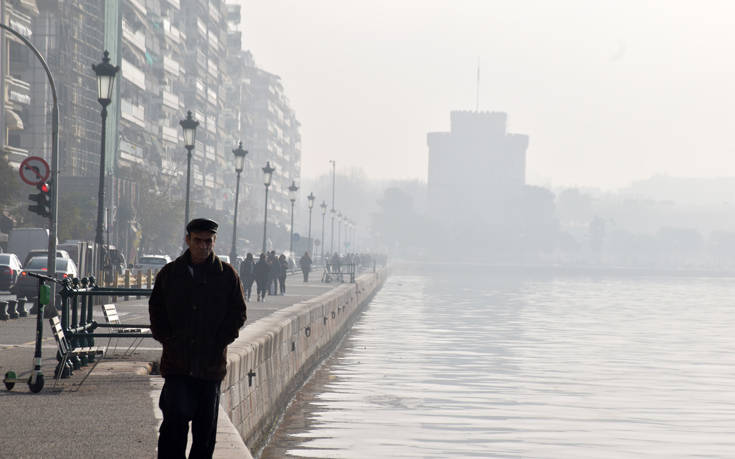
[4,0,301,260]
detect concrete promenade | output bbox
[0,267,363,458]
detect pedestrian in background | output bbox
[254,253,269,302]
[268,251,280,295]
[278,253,288,294]
[299,251,312,282]
[239,252,255,301]
[149,218,247,458]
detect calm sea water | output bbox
[261,265,735,458]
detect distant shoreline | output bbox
[390,259,735,278]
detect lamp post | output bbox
[230,142,248,262]
[320,201,327,263]
[180,111,199,234]
[307,192,315,255]
[261,161,275,253]
[337,211,343,255]
[288,181,299,254]
[329,160,336,253]
[93,51,120,275]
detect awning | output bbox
[4,109,24,130]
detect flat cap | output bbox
[186,218,218,234]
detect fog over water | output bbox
[262,264,735,458]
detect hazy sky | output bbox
[239,0,735,189]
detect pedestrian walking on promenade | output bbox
[268,251,280,295]
[254,253,270,301]
[239,252,255,301]
[299,251,312,282]
[278,253,288,294]
[149,218,247,458]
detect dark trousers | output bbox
[158,375,221,459]
[279,275,286,294]
[242,278,253,300]
[256,280,268,299]
[302,270,309,282]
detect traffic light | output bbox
[28,183,51,218]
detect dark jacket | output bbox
[149,250,246,381]
[299,254,312,272]
[254,258,269,283]
[239,258,255,281]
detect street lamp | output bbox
[179,111,199,233]
[288,180,299,254]
[230,142,248,263]
[329,160,336,253]
[320,201,327,263]
[337,211,343,255]
[93,50,119,275]
[261,161,275,253]
[307,192,315,256]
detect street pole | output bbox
[320,201,327,264]
[179,111,199,249]
[184,146,192,228]
[262,185,270,254]
[289,200,295,254]
[307,192,315,255]
[288,181,299,255]
[329,160,335,254]
[261,162,275,254]
[230,142,248,263]
[230,169,242,262]
[94,99,110,276]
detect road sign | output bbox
[19,156,50,186]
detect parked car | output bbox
[22,249,71,267]
[0,253,23,291]
[13,256,78,298]
[133,254,171,274]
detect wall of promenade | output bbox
[220,268,388,453]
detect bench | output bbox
[321,263,355,283]
[49,315,105,388]
[102,303,151,355]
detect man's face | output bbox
[186,230,216,263]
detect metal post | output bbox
[262,185,270,253]
[95,103,110,275]
[230,169,242,262]
[184,146,193,232]
[289,200,295,254]
[329,160,335,253]
[307,206,313,255]
[321,212,326,263]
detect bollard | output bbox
[147,269,153,289]
[7,300,18,319]
[124,270,130,301]
[0,301,8,320]
[136,271,142,289]
[17,297,28,317]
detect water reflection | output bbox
[261,267,735,458]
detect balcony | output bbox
[161,125,179,144]
[162,90,179,109]
[119,139,145,165]
[163,56,180,76]
[4,76,31,105]
[122,19,146,53]
[122,59,146,90]
[121,99,146,128]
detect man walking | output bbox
[149,218,247,458]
